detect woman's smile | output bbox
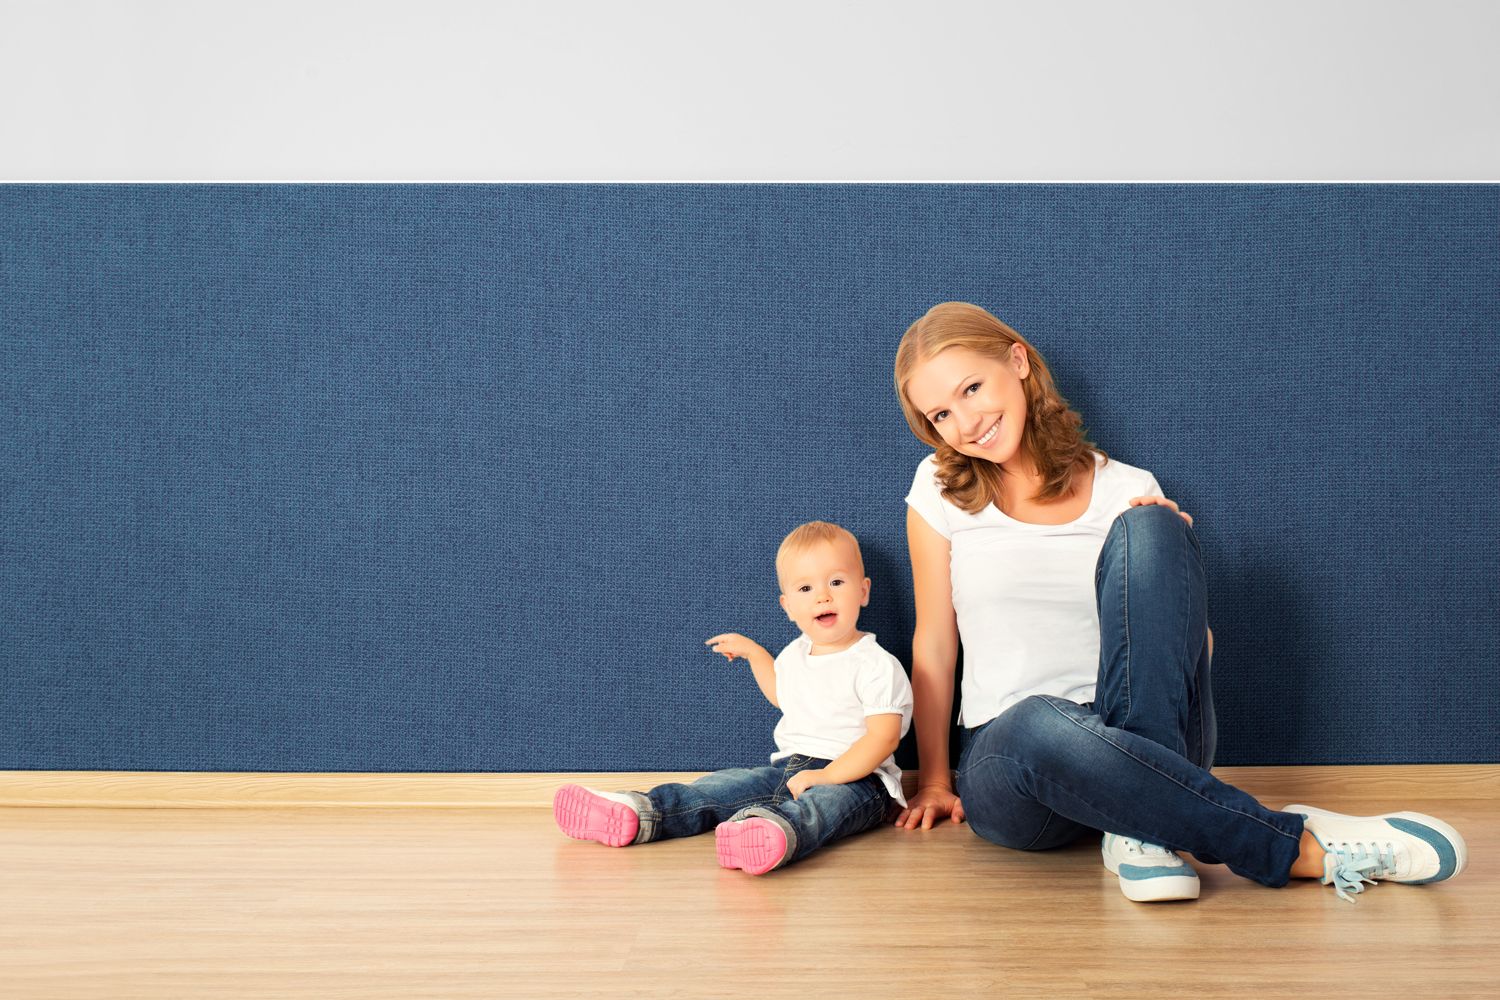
[972,416,1002,447]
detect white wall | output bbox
[2,0,1496,180]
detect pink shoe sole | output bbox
[715,817,789,875]
[553,785,639,847]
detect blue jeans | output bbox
[954,503,1307,888]
[622,754,895,870]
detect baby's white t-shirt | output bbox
[770,632,914,807]
[904,450,1164,729]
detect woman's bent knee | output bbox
[1114,501,1188,539]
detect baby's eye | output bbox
[831,578,845,586]
[798,585,812,593]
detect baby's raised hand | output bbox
[705,632,769,664]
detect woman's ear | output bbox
[1011,342,1030,380]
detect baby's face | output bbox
[777,539,870,652]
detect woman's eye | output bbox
[965,382,981,395]
[932,410,948,423]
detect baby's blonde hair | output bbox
[775,521,864,591]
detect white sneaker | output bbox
[1101,832,1200,901]
[1285,804,1468,903]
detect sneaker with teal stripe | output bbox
[1285,804,1468,904]
[1101,832,1201,901]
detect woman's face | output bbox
[904,343,1031,466]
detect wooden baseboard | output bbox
[1,765,1497,809]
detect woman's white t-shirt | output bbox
[904,450,1164,729]
[770,632,914,807]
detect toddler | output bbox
[554,520,914,874]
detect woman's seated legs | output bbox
[958,693,1304,886]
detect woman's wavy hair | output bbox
[894,302,1105,516]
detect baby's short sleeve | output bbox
[855,652,914,736]
[904,456,953,539]
[772,641,799,675]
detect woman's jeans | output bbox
[955,503,1307,888]
[619,754,895,871]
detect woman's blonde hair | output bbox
[894,302,1104,515]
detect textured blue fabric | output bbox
[1,184,1496,772]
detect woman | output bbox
[890,301,1466,903]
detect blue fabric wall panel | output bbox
[1,184,1496,771]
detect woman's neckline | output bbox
[991,452,1102,528]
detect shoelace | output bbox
[1322,841,1398,903]
[1120,837,1176,858]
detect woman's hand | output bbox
[894,784,966,830]
[1128,495,1193,528]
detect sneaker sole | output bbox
[1102,843,1201,901]
[553,784,639,847]
[715,818,787,875]
[1286,804,1468,882]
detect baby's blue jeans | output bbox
[621,755,895,870]
[955,502,1307,887]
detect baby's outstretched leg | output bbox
[632,767,787,843]
[556,767,785,847]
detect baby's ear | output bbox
[862,577,872,606]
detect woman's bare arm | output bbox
[895,506,968,829]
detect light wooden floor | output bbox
[3,774,1494,1000]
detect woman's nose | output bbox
[958,405,984,440]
